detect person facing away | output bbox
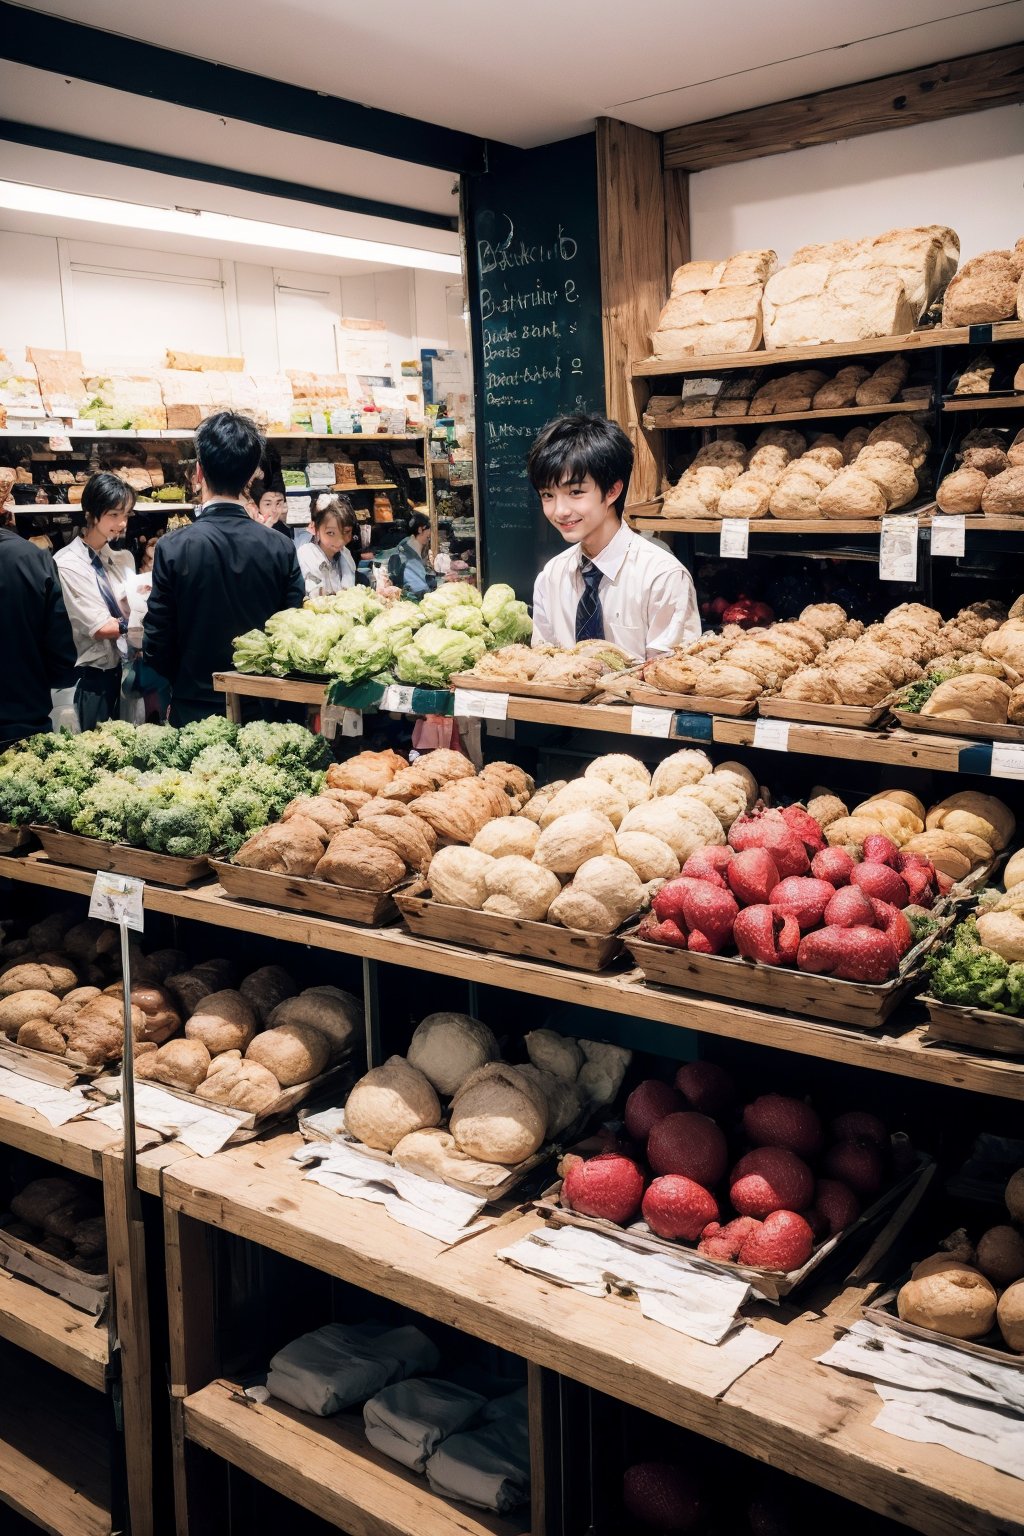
[53,471,137,731]
[298,497,359,597]
[143,411,304,725]
[387,512,437,599]
[528,413,700,661]
[0,521,77,750]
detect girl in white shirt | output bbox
[54,472,137,729]
[297,498,358,597]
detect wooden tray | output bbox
[602,679,756,716]
[449,671,598,702]
[891,708,1024,743]
[757,696,890,727]
[0,1218,108,1317]
[534,1155,935,1303]
[0,1037,102,1087]
[210,860,403,927]
[31,825,211,886]
[94,1060,352,1144]
[395,885,627,971]
[0,822,36,854]
[624,921,948,1028]
[864,1288,1024,1373]
[921,993,1024,1057]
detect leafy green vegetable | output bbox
[900,670,953,714]
[233,628,282,676]
[418,582,482,622]
[926,916,1024,1013]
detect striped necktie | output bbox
[575,558,605,642]
[89,548,128,623]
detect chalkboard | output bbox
[466,134,606,600]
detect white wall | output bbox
[0,227,465,376]
[689,104,1024,266]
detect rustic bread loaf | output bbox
[763,263,914,348]
[981,467,1024,516]
[936,467,987,514]
[942,249,1022,327]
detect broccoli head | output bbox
[72,777,141,843]
[0,756,49,824]
[236,720,331,774]
[926,918,1012,1009]
[141,804,213,859]
[130,723,181,770]
[173,715,238,767]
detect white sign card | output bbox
[990,744,1024,780]
[753,718,791,752]
[453,688,509,721]
[630,706,674,738]
[880,516,919,582]
[719,519,749,560]
[381,684,416,713]
[931,516,966,557]
[89,872,145,932]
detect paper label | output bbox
[453,688,509,720]
[381,684,416,713]
[931,516,966,557]
[89,872,144,931]
[990,744,1024,780]
[320,703,362,740]
[48,434,72,452]
[880,516,919,582]
[719,519,749,560]
[630,705,674,738]
[753,718,791,752]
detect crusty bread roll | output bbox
[897,1254,996,1339]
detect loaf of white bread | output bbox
[651,250,777,356]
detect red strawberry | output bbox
[769,876,835,930]
[812,1178,861,1236]
[779,803,826,853]
[642,1175,719,1241]
[849,861,910,908]
[823,886,876,928]
[862,833,900,867]
[730,1147,814,1217]
[868,898,913,957]
[648,1112,728,1186]
[674,1060,736,1116]
[823,1139,885,1197]
[811,846,854,886]
[680,849,730,886]
[726,847,780,907]
[734,905,801,966]
[560,1153,644,1225]
[625,1080,683,1142]
[738,1209,815,1270]
[697,1215,762,1261]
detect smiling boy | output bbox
[528,413,700,660]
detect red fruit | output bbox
[823,1140,885,1197]
[902,865,935,908]
[811,846,854,886]
[935,870,954,895]
[742,1093,823,1158]
[727,847,780,907]
[778,803,826,853]
[625,1080,683,1142]
[730,1147,814,1217]
[738,1210,815,1271]
[796,925,899,983]
[862,833,900,867]
[648,1112,728,1186]
[733,905,801,967]
[803,1205,829,1241]
[560,1153,644,1225]
[680,848,731,886]
[812,1178,861,1236]
[729,811,810,879]
[636,915,689,949]
[830,1110,888,1149]
[869,898,913,957]
[622,1462,705,1533]
[642,1175,719,1241]
[849,861,910,908]
[768,876,835,931]
[823,885,876,928]
[675,1060,736,1116]
[894,850,933,876]
[675,881,739,954]
[697,1215,761,1261]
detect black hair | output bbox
[81,471,136,521]
[313,496,357,534]
[249,475,287,505]
[527,413,633,515]
[194,411,265,497]
[407,512,431,537]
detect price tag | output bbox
[453,688,509,721]
[879,516,919,582]
[719,519,749,560]
[931,516,966,557]
[630,705,673,738]
[381,684,416,713]
[48,434,72,453]
[89,872,145,932]
[753,718,791,752]
[990,744,1024,780]
[320,704,362,739]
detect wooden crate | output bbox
[0,1037,102,1088]
[922,994,1024,1058]
[757,696,890,728]
[602,679,756,716]
[0,823,35,855]
[624,924,945,1028]
[535,1156,935,1303]
[891,708,1024,743]
[863,1289,1024,1373]
[449,671,599,702]
[31,825,211,886]
[396,885,627,972]
[0,1220,108,1317]
[210,860,403,926]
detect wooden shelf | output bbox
[0,1268,108,1391]
[164,1139,1023,1536]
[646,400,930,429]
[943,396,1024,412]
[633,320,1024,377]
[3,854,1019,1100]
[0,1347,112,1536]
[628,511,1024,535]
[184,1378,520,1536]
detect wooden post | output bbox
[165,1203,221,1536]
[528,1362,563,1536]
[595,117,669,505]
[101,1148,153,1536]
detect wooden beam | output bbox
[663,168,691,289]
[663,44,1024,172]
[596,117,666,503]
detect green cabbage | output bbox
[232,628,283,676]
[481,583,517,624]
[324,628,395,686]
[418,582,482,621]
[486,598,533,647]
[394,624,486,686]
[367,602,426,639]
[305,588,383,623]
[446,604,487,636]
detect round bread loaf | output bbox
[407,1012,499,1096]
[246,1023,330,1087]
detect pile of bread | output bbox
[343,1011,630,1171]
[908,597,1024,727]
[896,1169,1024,1354]
[651,248,777,356]
[936,427,1024,517]
[645,354,921,425]
[4,1176,106,1274]
[660,413,929,521]
[812,788,1013,880]
[233,749,534,892]
[941,239,1024,328]
[457,641,632,691]
[426,751,758,934]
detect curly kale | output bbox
[173,715,238,767]
[141,804,213,859]
[189,743,244,780]
[926,917,1020,1011]
[35,780,82,830]
[0,756,49,824]
[905,906,942,945]
[900,670,953,714]
[72,777,142,843]
[130,723,181,770]
[236,720,331,774]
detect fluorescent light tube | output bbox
[0,179,461,272]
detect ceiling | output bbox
[11,0,1024,147]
